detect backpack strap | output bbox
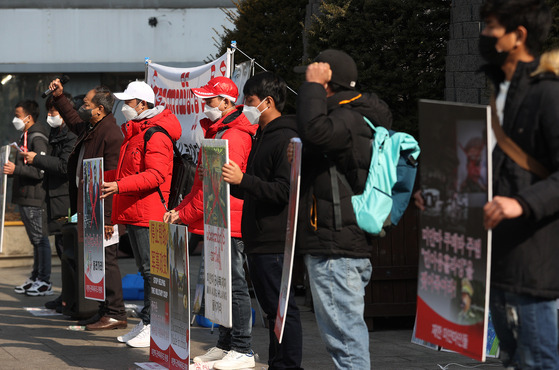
[330,163,356,231]
[329,116,375,231]
[143,126,176,211]
[27,131,49,145]
[329,163,342,231]
[490,95,550,179]
[215,127,228,139]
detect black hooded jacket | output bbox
[11,123,49,208]
[295,82,392,257]
[231,115,298,253]
[485,60,559,299]
[32,124,77,222]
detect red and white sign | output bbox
[146,51,232,163]
[415,100,493,362]
[83,158,105,301]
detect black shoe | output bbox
[77,313,101,326]
[45,295,63,310]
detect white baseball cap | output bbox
[114,81,155,105]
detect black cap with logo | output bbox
[294,49,358,90]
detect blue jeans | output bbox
[490,288,559,369]
[305,255,372,370]
[216,237,252,353]
[20,206,51,282]
[247,253,303,370]
[127,225,151,325]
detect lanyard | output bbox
[22,131,28,164]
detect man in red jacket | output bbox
[164,76,257,370]
[101,81,182,348]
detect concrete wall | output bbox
[1,224,57,268]
[0,1,235,8]
[0,6,236,73]
[445,0,488,104]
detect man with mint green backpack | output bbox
[294,49,396,370]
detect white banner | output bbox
[146,51,232,163]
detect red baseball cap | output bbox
[191,76,239,103]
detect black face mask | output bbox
[78,105,93,122]
[479,34,510,66]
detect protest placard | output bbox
[274,138,302,343]
[83,158,105,301]
[201,139,232,328]
[415,100,492,362]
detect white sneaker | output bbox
[126,324,151,348]
[117,321,144,343]
[14,278,36,294]
[26,280,53,296]
[213,350,255,369]
[193,347,228,363]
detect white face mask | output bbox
[121,100,141,121]
[203,98,224,122]
[242,98,269,125]
[12,115,28,131]
[47,114,64,128]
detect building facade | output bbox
[0,0,236,144]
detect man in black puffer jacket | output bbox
[5,100,52,296]
[294,49,392,370]
[222,72,302,370]
[21,94,77,311]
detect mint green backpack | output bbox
[332,117,420,236]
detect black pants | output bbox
[102,243,126,320]
[247,254,303,370]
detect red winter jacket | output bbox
[174,107,256,237]
[112,108,182,227]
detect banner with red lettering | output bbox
[146,51,232,163]
[415,100,492,362]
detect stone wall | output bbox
[445,0,488,104]
[1,223,57,268]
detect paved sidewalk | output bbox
[0,256,504,369]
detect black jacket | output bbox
[32,124,77,222]
[295,82,392,258]
[231,115,298,253]
[11,123,50,207]
[487,60,559,299]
